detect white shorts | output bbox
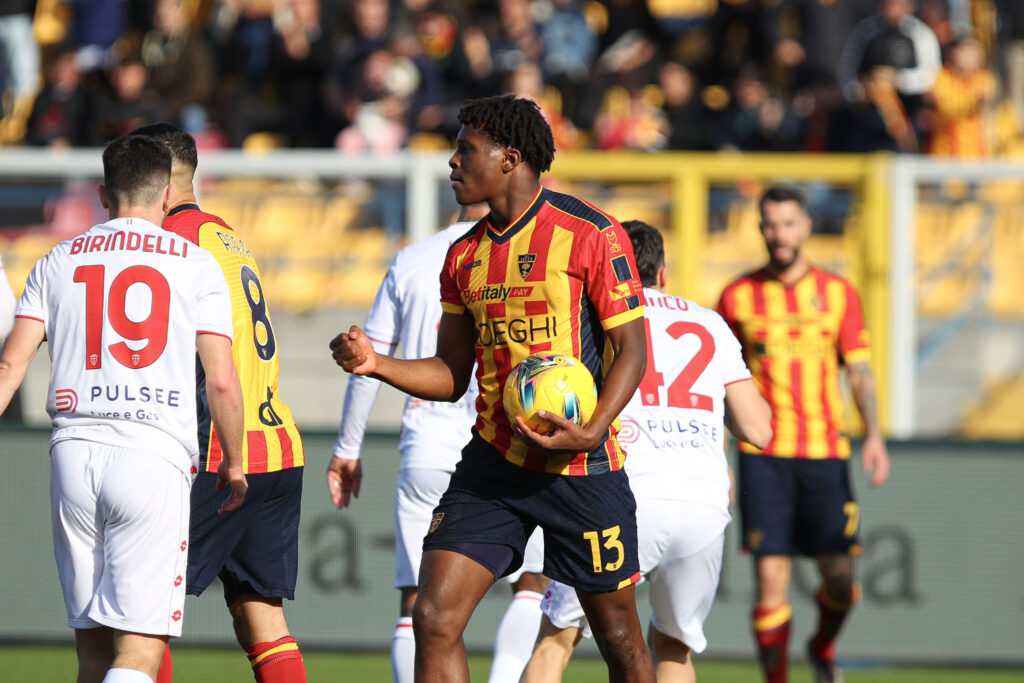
[395,466,454,588]
[541,499,729,652]
[50,440,191,636]
[505,528,545,584]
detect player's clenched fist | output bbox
[330,325,377,375]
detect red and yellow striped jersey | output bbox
[716,266,870,459]
[163,202,304,473]
[440,187,645,476]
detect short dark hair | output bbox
[622,220,664,287]
[759,185,808,215]
[102,135,171,210]
[127,122,198,170]
[457,95,555,174]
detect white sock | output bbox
[488,590,544,683]
[391,616,416,683]
[102,669,154,683]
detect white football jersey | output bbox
[16,217,233,473]
[620,287,752,511]
[335,221,479,469]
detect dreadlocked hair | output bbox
[457,95,555,174]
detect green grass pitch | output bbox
[2,645,1021,682]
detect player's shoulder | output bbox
[540,188,617,233]
[164,203,234,244]
[809,264,860,295]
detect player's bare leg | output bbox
[520,617,582,683]
[107,631,168,682]
[413,549,496,683]
[75,627,115,683]
[648,625,695,683]
[229,595,307,683]
[576,584,656,683]
[752,555,793,683]
[806,554,857,683]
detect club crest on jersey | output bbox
[131,353,141,367]
[429,512,445,534]
[810,296,823,311]
[89,354,99,369]
[517,253,537,279]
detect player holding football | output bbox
[520,220,772,683]
[329,200,548,683]
[717,186,890,683]
[330,95,656,682]
[129,123,308,683]
[0,134,247,683]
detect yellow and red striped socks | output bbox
[244,635,308,683]
[752,602,792,683]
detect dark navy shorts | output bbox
[423,434,641,593]
[738,451,860,557]
[187,466,303,605]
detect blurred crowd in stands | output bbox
[1,0,1022,158]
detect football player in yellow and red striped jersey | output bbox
[331,95,655,683]
[716,186,890,683]
[131,124,307,683]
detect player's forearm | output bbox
[207,376,244,468]
[0,360,26,415]
[586,320,646,442]
[848,361,882,438]
[370,354,467,402]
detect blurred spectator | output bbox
[68,0,128,73]
[577,0,659,129]
[141,0,215,129]
[87,52,168,144]
[657,60,709,150]
[846,65,918,152]
[327,0,400,132]
[335,49,413,153]
[701,0,776,86]
[0,0,41,143]
[505,59,580,151]
[536,0,596,125]
[212,0,277,91]
[997,0,1024,127]
[26,44,90,147]
[928,35,998,157]
[593,84,669,150]
[836,0,941,133]
[271,0,334,146]
[487,0,543,87]
[722,65,807,152]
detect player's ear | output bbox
[657,267,667,291]
[161,184,171,214]
[98,183,109,209]
[503,147,522,173]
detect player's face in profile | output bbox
[760,199,811,270]
[449,125,506,205]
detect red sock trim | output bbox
[245,636,307,683]
[155,644,173,683]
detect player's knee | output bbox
[822,571,855,602]
[411,595,459,644]
[650,628,689,665]
[596,622,645,667]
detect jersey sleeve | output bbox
[14,254,48,323]
[439,241,466,316]
[710,311,752,386]
[362,259,402,350]
[195,253,234,341]
[584,221,645,330]
[838,278,871,365]
[0,255,17,337]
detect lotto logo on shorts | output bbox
[746,530,764,551]
[429,512,444,534]
[180,541,187,552]
[54,389,78,413]
[171,610,182,622]
[174,575,182,587]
